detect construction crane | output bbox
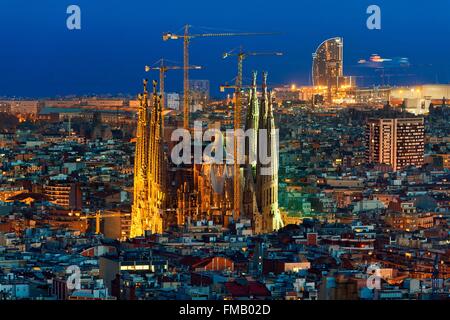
[145,58,201,131]
[221,48,283,220]
[70,210,131,235]
[162,24,277,130]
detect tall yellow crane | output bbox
[221,48,283,220]
[162,24,277,130]
[145,58,201,131]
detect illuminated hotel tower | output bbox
[131,79,167,237]
[312,37,343,101]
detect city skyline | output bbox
[0,0,449,97]
[0,0,449,305]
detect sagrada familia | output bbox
[130,80,166,237]
[130,73,283,238]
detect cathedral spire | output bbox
[252,70,257,87]
[143,78,148,94]
[255,72,284,234]
[131,78,167,238]
[246,71,258,120]
[267,90,274,125]
[245,71,259,167]
[259,72,269,129]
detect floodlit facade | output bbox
[243,72,284,234]
[131,80,167,237]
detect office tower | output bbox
[312,37,343,101]
[365,118,425,171]
[131,80,167,237]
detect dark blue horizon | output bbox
[0,0,449,98]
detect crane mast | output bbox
[234,53,243,221]
[163,25,277,130]
[183,25,190,130]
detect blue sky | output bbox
[0,0,449,97]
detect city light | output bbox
[0,1,448,308]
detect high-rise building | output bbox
[130,80,167,237]
[312,37,343,88]
[365,118,425,171]
[312,37,344,102]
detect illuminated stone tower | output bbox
[255,72,284,233]
[255,72,269,223]
[131,80,167,237]
[245,71,259,167]
[243,71,260,224]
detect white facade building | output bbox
[390,84,450,115]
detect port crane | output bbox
[162,24,277,130]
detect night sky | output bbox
[0,0,449,98]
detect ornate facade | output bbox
[131,73,282,237]
[131,80,167,237]
[244,72,284,234]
